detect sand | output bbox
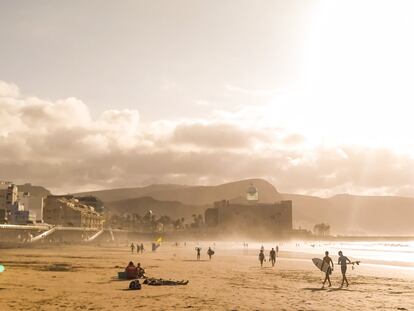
[1,243,414,311]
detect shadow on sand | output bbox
[303,287,326,292]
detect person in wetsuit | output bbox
[338,250,352,287]
[322,251,334,288]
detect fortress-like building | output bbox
[205,185,293,235]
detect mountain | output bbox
[281,193,414,236]
[74,178,281,205]
[105,196,205,219]
[74,178,414,235]
[73,184,188,202]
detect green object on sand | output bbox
[0,264,5,273]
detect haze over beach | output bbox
[1,0,414,310]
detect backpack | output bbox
[129,280,142,290]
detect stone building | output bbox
[205,185,293,235]
[43,195,104,228]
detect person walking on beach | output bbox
[140,243,144,254]
[136,243,140,254]
[269,248,276,267]
[259,249,265,267]
[195,247,202,260]
[130,243,135,253]
[207,247,214,260]
[338,251,351,287]
[276,245,279,257]
[322,251,334,288]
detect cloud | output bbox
[0,80,413,197]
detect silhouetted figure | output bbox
[259,249,265,267]
[338,250,351,287]
[269,248,276,267]
[322,251,334,288]
[140,243,144,254]
[136,262,145,278]
[195,247,201,260]
[130,243,135,253]
[207,247,215,260]
[276,245,279,256]
[125,261,138,279]
[136,243,140,253]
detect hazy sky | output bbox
[1,0,414,196]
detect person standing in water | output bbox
[269,248,276,267]
[338,250,352,287]
[276,245,279,257]
[136,243,140,254]
[130,243,135,254]
[140,243,144,254]
[259,249,265,267]
[322,251,334,288]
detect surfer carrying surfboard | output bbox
[338,251,352,288]
[322,251,334,288]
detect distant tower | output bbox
[246,184,259,203]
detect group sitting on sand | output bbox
[124,261,146,279]
[321,250,353,289]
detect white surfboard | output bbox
[312,258,331,273]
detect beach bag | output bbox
[129,280,141,290]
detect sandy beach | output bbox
[1,242,414,311]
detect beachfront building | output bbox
[205,185,293,236]
[43,195,104,228]
[0,181,18,210]
[205,200,293,233]
[19,192,44,223]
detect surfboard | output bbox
[312,258,331,273]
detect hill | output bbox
[74,178,281,205]
[74,179,414,235]
[105,196,205,219]
[281,193,414,236]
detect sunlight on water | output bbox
[220,240,414,268]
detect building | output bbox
[43,195,104,228]
[19,192,44,222]
[0,181,18,210]
[204,185,293,235]
[75,196,104,214]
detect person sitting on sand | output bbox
[269,248,276,267]
[125,261,138,279]
[259,249,265,267]
[136,262,146,278]
[322,251,334,288]
[338,250,351,288]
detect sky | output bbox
[0,0,414,196]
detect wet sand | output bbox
[1,243,414,310]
